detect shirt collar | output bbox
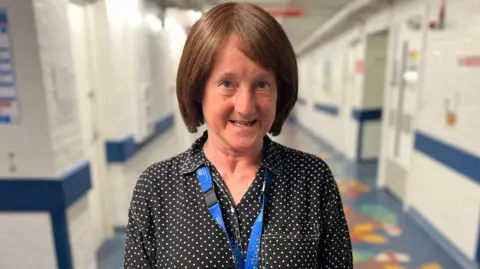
[179,130,283,176]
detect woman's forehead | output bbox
[210,34,274,77]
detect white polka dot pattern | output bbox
[124,131,353,268]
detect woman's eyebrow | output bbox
[217,71,237,79]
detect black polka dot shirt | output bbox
[124,131,353,268]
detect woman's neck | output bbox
[203,135,263,176]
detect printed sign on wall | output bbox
[0,8,20,124]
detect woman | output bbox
[124,2,352,269]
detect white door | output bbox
[382,7,424,202]
[68,0,110,250]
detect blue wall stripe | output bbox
[137,114,174,151]
[62,162,93,208]
[105,136,136,163]
[352,108,382,121]
[477,211,480,263]
[51,210,73,269]
[414,132,480,185]
[0,161,91,269]
[314,102,339,116]
[106,114,174,163]
[0,162,91,211]
[352,108,382,162]
[0,179,63,211]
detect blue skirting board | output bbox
[0,161,92,269]
[106,114,174,163]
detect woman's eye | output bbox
[257,81,269,89]
[221,80,233,88]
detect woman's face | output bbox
[202,34,277,152]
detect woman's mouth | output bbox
[229,120,257,127]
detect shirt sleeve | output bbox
[318,169,353,268]
[124,173,157,269]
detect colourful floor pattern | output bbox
[339,180,452,269]
[283,122,462,269]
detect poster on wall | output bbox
[0,8,20,124]
[50,65,75,123]
[444,91,460,127]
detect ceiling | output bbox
[149,0,390,54]
[233,0,352,49]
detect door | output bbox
[383,8,424,202]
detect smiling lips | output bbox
[229,119,257,127]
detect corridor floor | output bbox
[98,122,461,269]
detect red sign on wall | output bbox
[459,56,480,67]
[355,60,364,74]
[267,8,306,18]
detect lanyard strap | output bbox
[196,166,273,269]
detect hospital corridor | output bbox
[0,0,479,269]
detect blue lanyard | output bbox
[196,166,273,269]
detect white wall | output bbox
[93,3,190,230]
[164,8,207,151]
[297,0,480,263]
[36,2,96,268]
[102,0,141,141]
[101,0,178,143]
[0,0,194,268]
[0,213,57,269]
[33,0,85,177]
[296,25,375,160]
[0,0,95,268]
[296,29,362,154]
[67,195,96,269]
[405,0,480,261]
[0,0,54,178]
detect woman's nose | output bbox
[234,87,256,118]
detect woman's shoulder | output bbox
[271,140,337,187]
[273,141,341,200]
[134,149,191,188]
[273,140,332,172]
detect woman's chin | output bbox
[226,133,263,151]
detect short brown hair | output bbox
[176,2,298,136]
